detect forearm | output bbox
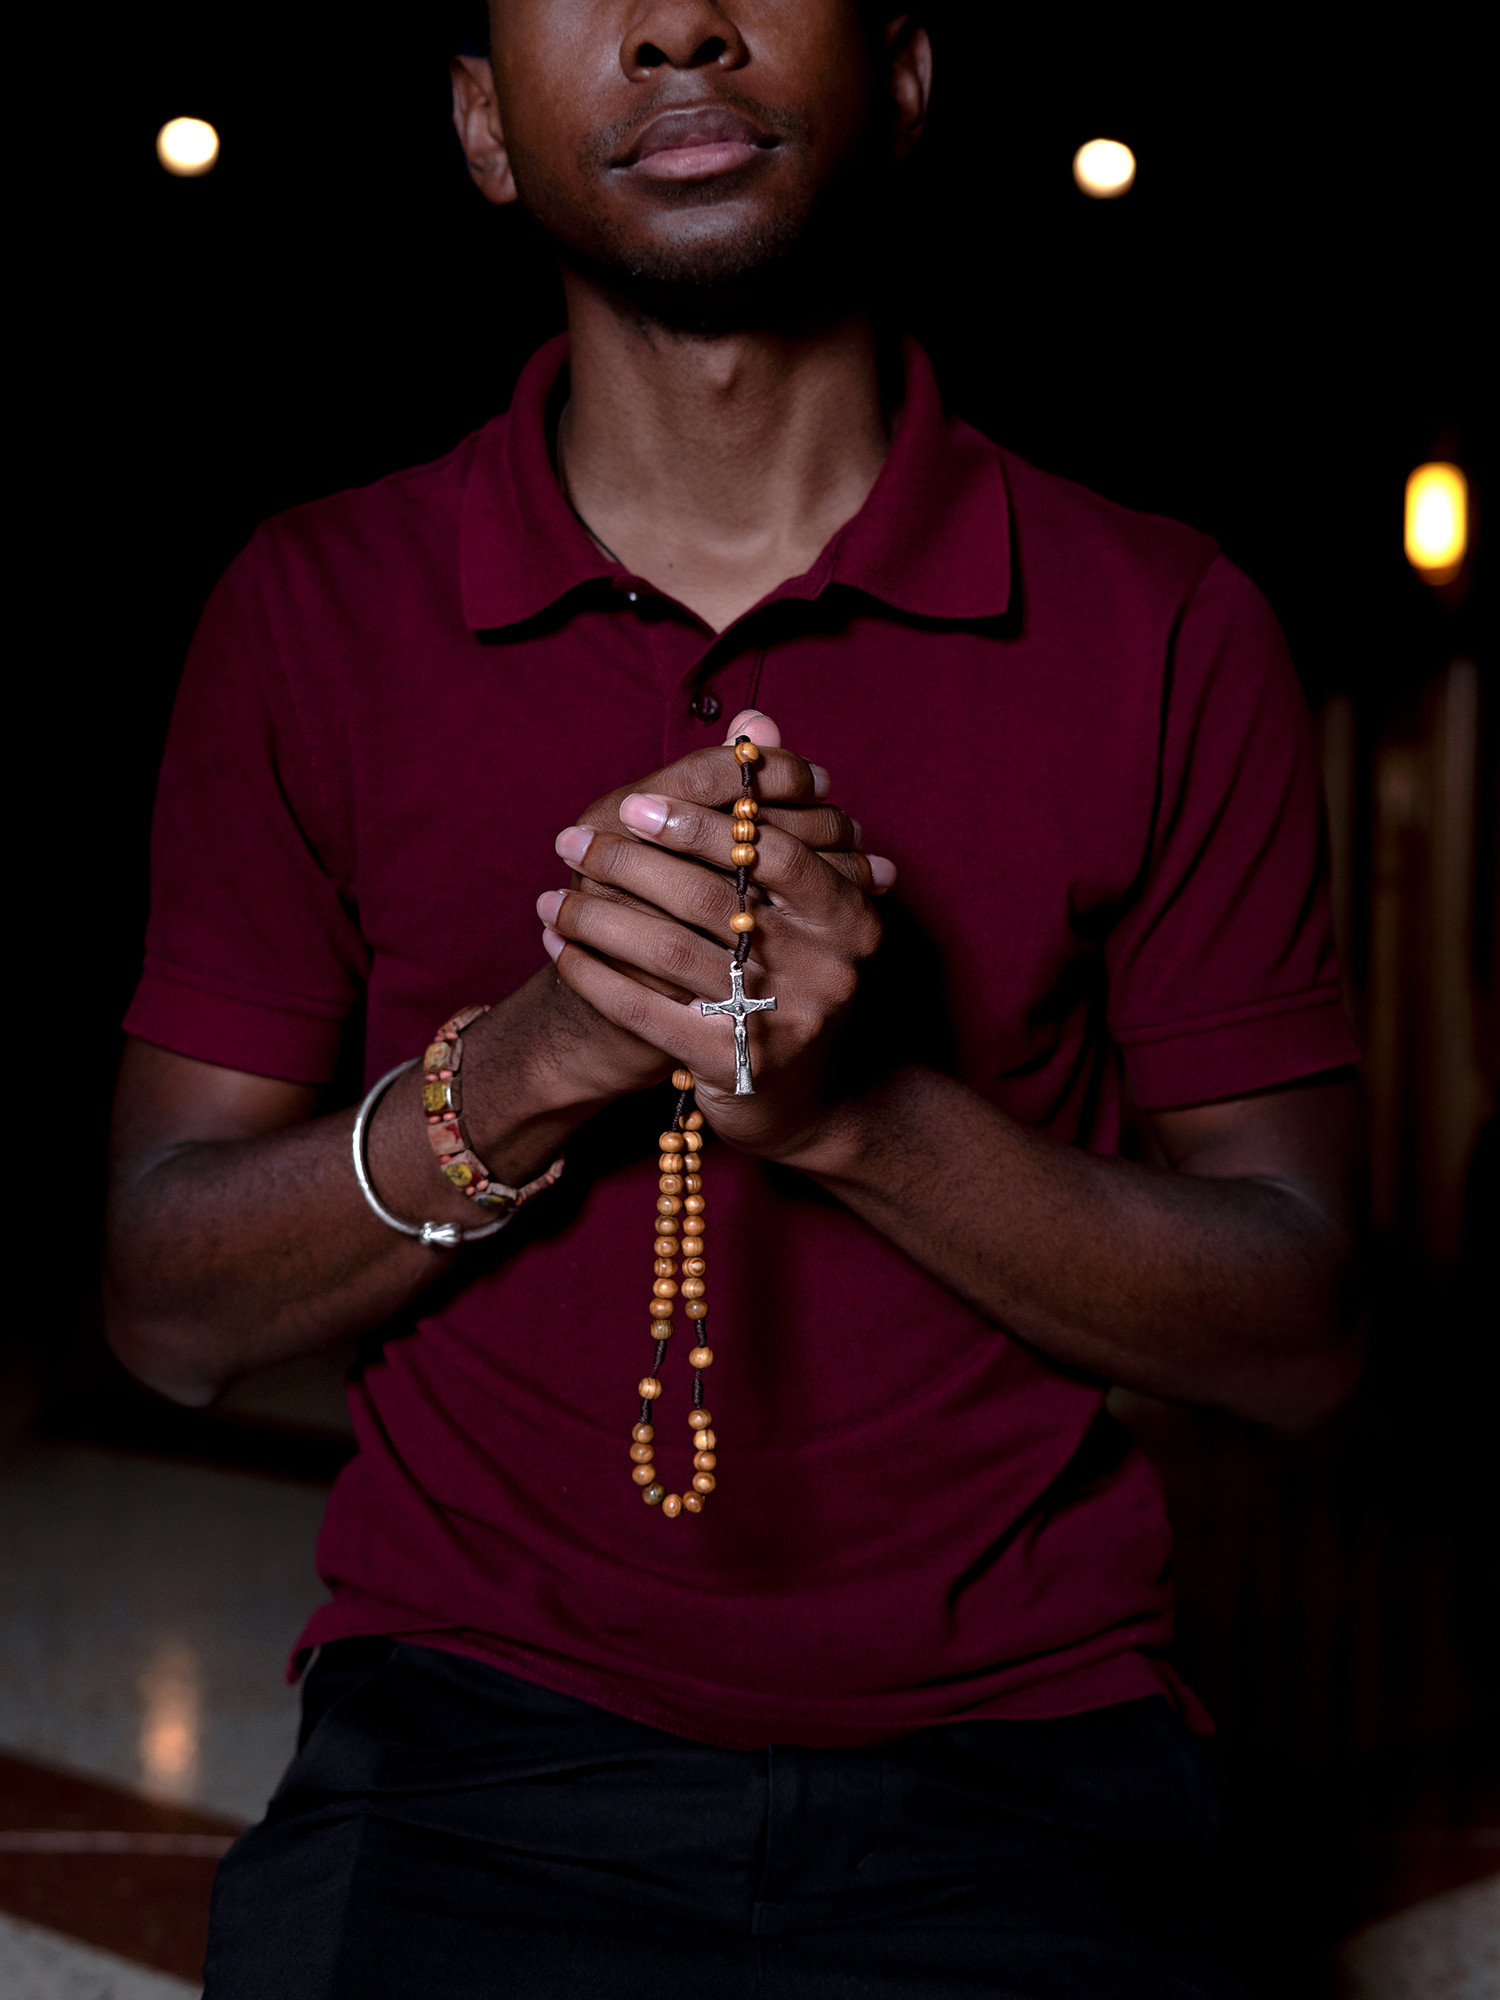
[106,1103,446,1404]
[105,969,622,1404]
[787,1066,1364,1426]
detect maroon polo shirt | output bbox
[126,335,1355,1749]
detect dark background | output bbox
[20,3,1493,1987]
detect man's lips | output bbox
[618,106,777,183]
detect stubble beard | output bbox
[509,112,886,338]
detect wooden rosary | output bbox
[630,736,773,1517]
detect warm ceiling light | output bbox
[156,117,220,177]
[1404,463,1468,584]
[1073,139,1136,199]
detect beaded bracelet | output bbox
[352,1060,510,1248]
[349,1003,565,1250]
[422,1005,565,1211]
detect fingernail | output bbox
[868,855,897,892]
[541,928,565,963]
[850,819,864,846]
[810,765,831,799]
[619,793,670,836]
[555,826,593,866]
[536,889,565,925]
[725,707,781,749]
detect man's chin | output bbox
[536,168,884,338]
[572,243,815,337]
[569,219,878,337]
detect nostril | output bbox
[635,36,726,69]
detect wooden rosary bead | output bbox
[636,1076,724,1525]
[731,820,757,843]
[733,740,761,764]
[730,842,757,866]
[728,911,756,933]
[734,798,759,820]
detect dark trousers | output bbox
[204,1639,1238,1998]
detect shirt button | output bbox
[691,689,723,723]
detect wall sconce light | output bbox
[157,118,220,178]
[1404,463,1468,587]
[1073,140,1136,199]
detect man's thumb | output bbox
[722,708,781,749]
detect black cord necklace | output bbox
[556,421,626,569]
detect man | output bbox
[107,2,1366,1993]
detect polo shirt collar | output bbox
[460,332,1011,632]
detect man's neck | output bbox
[556,275,891,633]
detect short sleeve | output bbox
[123,535,368,1084]
[1105,555,1357,1109]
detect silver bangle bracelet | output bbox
[352,1059,515,1249]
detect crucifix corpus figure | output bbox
[700,961,777,1096]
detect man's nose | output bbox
[621,0,750,78]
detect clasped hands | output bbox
[536,709,894,1160]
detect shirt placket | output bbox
[629,603,767,769]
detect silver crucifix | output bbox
[700,959,777,1096]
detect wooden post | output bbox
[1361,661,1491,1262]
[1316,693,1360,1037]
[1418,661,1488,1265]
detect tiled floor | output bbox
[0,1442,327,1821]
[1335,1874,1500,1998]
[0,1909,198,1999]
[0,1431,329,1994]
